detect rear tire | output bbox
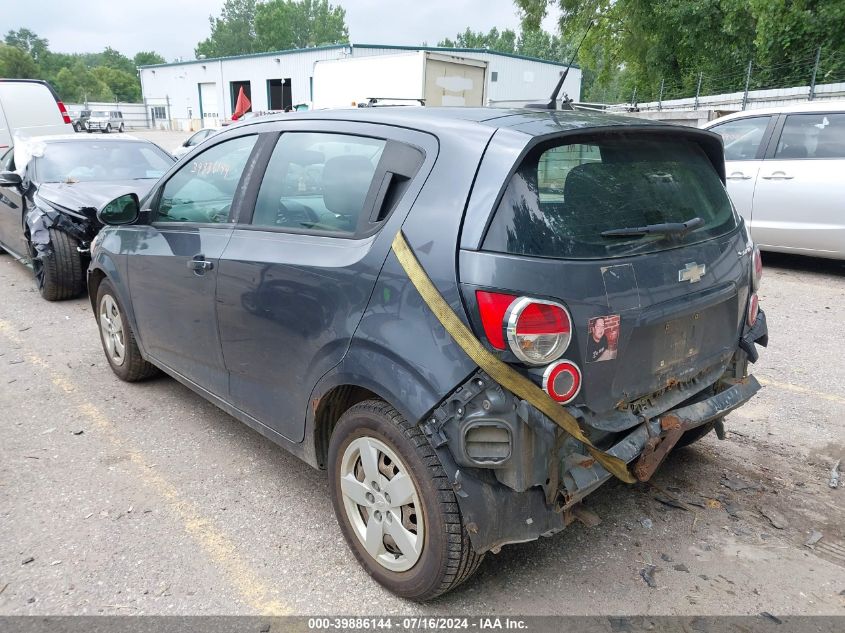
[119,123,125,133]
[328,400,484,600]
[32,229,85,301]
[96,279,159,382]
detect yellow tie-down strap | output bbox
[392,231,636,484]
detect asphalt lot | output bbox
[0,160,844,614]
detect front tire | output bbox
[104,124,111,134]
[328,400,484,600]
[31,229,85,301]
[96,279,158,382]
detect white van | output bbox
[0,79,74,151]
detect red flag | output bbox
[232,87,251,120]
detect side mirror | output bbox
[98,193,140,225]
[0,171,22,187]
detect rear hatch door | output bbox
[459,128,752,415]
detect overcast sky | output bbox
[6,0,562,61]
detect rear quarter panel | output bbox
[320,119,497,426]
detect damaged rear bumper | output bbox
[425,364,763,555]
[567,375,760,498]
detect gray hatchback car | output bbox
[88,108,768,599]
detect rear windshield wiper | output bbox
[600,217,704,238]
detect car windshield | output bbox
[483,134,738,260]
[38,141,173,183]
[91,111,109,117]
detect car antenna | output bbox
[527,20,594,111]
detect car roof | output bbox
[704,100,845,127]
[237,106,670,138]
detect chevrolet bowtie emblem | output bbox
[679,262,706,283]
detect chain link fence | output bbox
[616,44,845,111]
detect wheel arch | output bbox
[308,340,459,469]
[87,253,148,358]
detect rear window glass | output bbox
[483,135,737,260]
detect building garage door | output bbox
[199,82,218,121]
[424,59,486,107]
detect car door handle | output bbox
[727,172,752,180]
[188,255,214,271]
[761,172,794,180]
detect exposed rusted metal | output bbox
[660,414,681,431]
[634,427,684,481]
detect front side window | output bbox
[709,116,771,161]
[157,134,257,224]
[483,135,737,260]
[775,113,845,159]
[251,132,386,234]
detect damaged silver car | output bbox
[0,135,174,300]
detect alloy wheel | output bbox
[98,294,126,366]
[339,436,424,572]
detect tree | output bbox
[195,0,258,58]
[55,61,114,102]
[97,47,136,75]
[134,51,166,67]
[255,0,348,50]
[517,29,570,61]
[518,0,845,102]
[4,28,49,62]
[438,28,518,54]
[92,66,141,102]
[0,44,39,78]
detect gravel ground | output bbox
[0,244,843,616]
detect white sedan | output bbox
[704,101,845,260]
[172,127,220,159]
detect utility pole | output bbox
[809,46,821,101]
[631,86,637,108]
[658,78,665,111]
[694,72,703,110]
[742,59,753,110]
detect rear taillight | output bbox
[752,246,763,292]
[542,360,582,403]
[475,290,517,350]
[747,293,759,326]
[475,291,573,365]
[56,100,72,125]
[506,297,572,365]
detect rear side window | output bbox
[251,132,386,235]
[774,113,845,159]
[483,135,737,260]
